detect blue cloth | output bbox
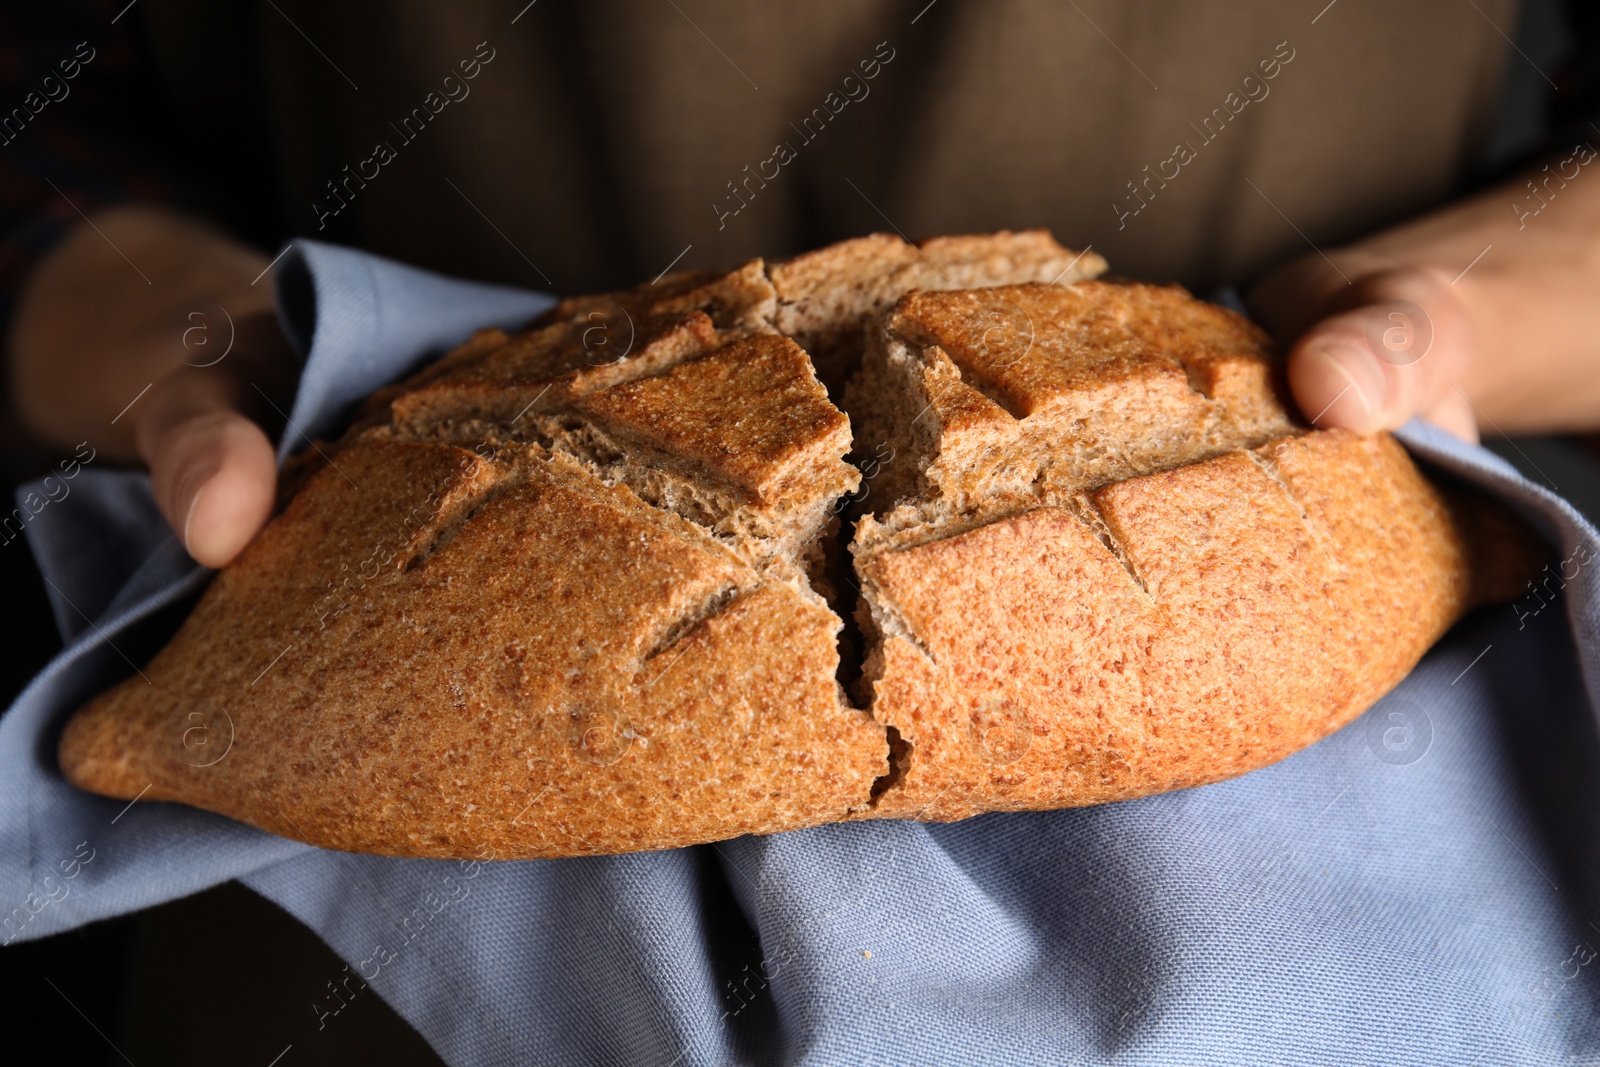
[4,241,1599,1066]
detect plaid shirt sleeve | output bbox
[1556,0,1600,143]
[0,0,213,334]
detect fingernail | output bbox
[1307,340,1387,423]
[170,457,219,552]
[182,481,206,555]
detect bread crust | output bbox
[61,438,885,858]
[858,433,1491,820]
[57,232,1540,858]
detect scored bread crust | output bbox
[860,433,1486,820]
[57,232,1538,859]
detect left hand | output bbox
[1246,146,1600,443]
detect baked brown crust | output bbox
[858,432,1502,821]
[845,281,1298,542]
[60,439,886,858]
[57,231,1539,858]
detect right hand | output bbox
[1249,261,1479,442]
[1247,149,1600,445]
[8,206,300,568]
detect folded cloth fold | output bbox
[3,241,1597,1066]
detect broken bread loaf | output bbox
[57,231,1536,859]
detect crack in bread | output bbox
[58,231,1541,859]
[846,281,1300,557]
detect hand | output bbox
[1247,149,1600,443]
[1248,261,1478,440]
[8,206,299,567]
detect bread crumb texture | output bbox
[58,231,1541,858]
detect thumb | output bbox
[136,369,278,568]
[1284,268,1478,442]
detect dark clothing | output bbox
[145,0,1515,294]
[4,0,1572,308]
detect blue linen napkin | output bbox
[3,239,1598,1066]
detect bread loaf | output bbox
[57,231,1537,859]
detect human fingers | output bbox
[1254,264,1479,441]
[135,368,278,568]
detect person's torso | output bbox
[140,0,1516,294]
